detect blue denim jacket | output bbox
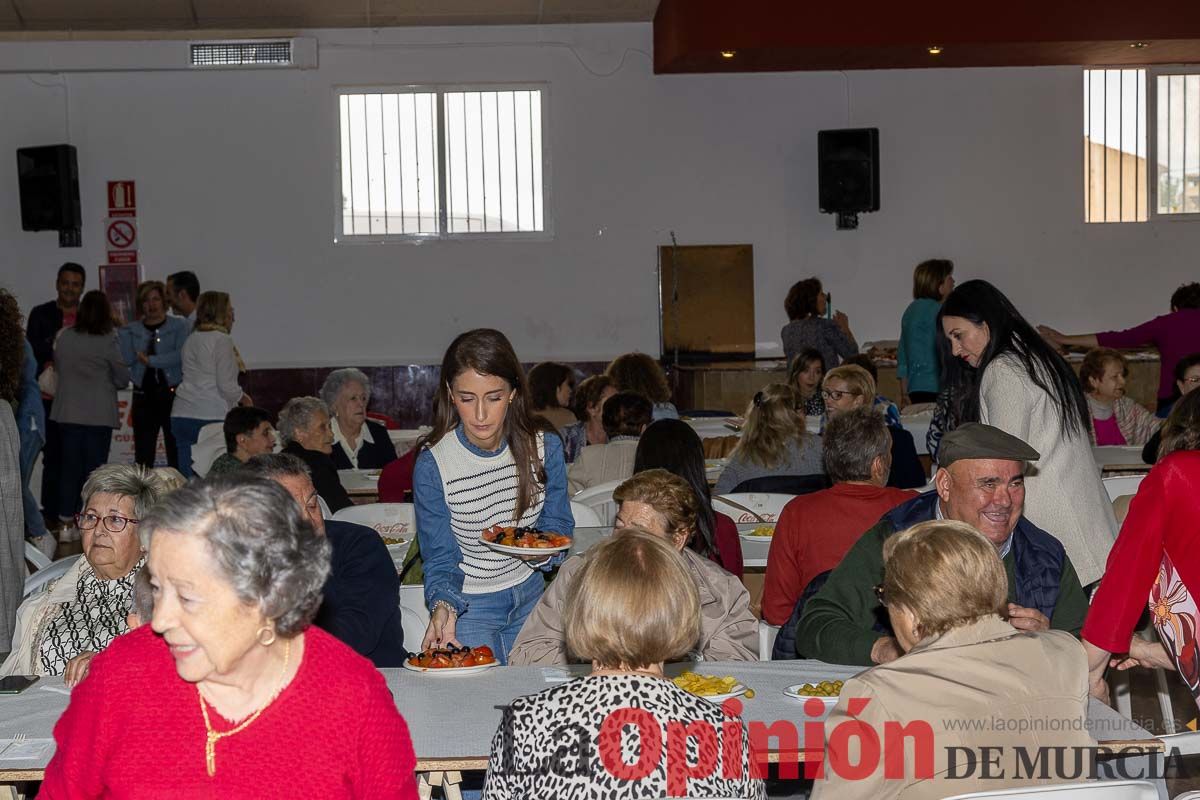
[117,316,189,388]
[414,426,574,614]
[17,339,44,439]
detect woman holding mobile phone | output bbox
[782,277,858,370]
[414,329,574,664]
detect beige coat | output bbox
[508,545,758,665]
[813,616,1094,800]
[566,438,640,495]
[0,556,90,677]
[980,354,1117,585]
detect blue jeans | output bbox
[58,423,113,519]
[171,417,219,478]
[19,428,48,538]
[456,572,544,665]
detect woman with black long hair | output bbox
[634,419,744,577]
[414,329,574,663]
[938,280,1116,586]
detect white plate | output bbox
[783,685,840,709]
[402,659,499,675]
[696,683,748,704]
[480,538,572,556]
[739,532,774,541]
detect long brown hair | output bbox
[423,329,552,522]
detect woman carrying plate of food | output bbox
[413,329,574,664]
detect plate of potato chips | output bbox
[672,671,755,703]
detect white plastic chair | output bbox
[757,621,780,661]
[400,584,431,653]
[572,478,624,527]
[711,493,793,523]
[23,555,81,599]
[1103,474,1146,503]
[24,540,52,572]
[943,779,1157,799]
[331,502,415,539]
[190,422,226,477]
[570,501,604,528]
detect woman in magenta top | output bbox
[41,477,417,799]
[1079,348,1162,446]
[1040,282,1200,414]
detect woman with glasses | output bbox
[822,365,926,489]
[0,464,163,684]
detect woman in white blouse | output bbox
[937,279,1116,586]
[170,291,250,477]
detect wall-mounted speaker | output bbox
[818,128,879,224]
[17,145,81,242]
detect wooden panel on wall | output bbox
[658,244,755,361]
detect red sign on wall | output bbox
[108,181,136,217]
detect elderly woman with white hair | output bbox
[41,476,417,796]
[0,464,163,685]
[319,368,398,470]
[279,395,352,513]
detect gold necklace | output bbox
[197,638,292,777]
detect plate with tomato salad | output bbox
[479,525,572,556]
[403,645,499,674]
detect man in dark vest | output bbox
[796,423,1088,666]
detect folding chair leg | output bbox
[441,771,465,800]
[416,772,434,800]
[1156,668,1177,734]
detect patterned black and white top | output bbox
[482,674,766,800]
[38,557,144,675]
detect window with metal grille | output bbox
[1155,72,1200,215]
[336,86,547,240]
[1084,68,1147,223]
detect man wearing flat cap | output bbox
[795,423,1088,666]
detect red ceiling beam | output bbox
[654,0,1200,73]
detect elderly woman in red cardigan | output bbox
[1082,419,1200,706]
[40,476,417,798]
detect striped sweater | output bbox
[427,430,547,594]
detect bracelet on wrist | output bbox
[432,600,458,618]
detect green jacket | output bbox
[795,517,1089,666]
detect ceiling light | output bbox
[1130,41,1150,49]
[927,45,943,55]
[720,50,736,59]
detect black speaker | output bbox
[17,144,81,232]
[818,128,879,214]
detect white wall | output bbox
[1,24,1197,368]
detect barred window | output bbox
[337,86,548,241]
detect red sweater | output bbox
[41,625,418,799]
[711,511,744,578]
[1084,451,1200,652]
[761,483,916,625]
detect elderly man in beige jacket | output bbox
[510,470,757,665]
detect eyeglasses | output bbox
[75,513,140,533]
[822,388,859,401]
[1182,376,1200,386]
[873,584,887,606]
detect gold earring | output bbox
[256,625,277,646]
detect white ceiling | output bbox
[1,0,659,30]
